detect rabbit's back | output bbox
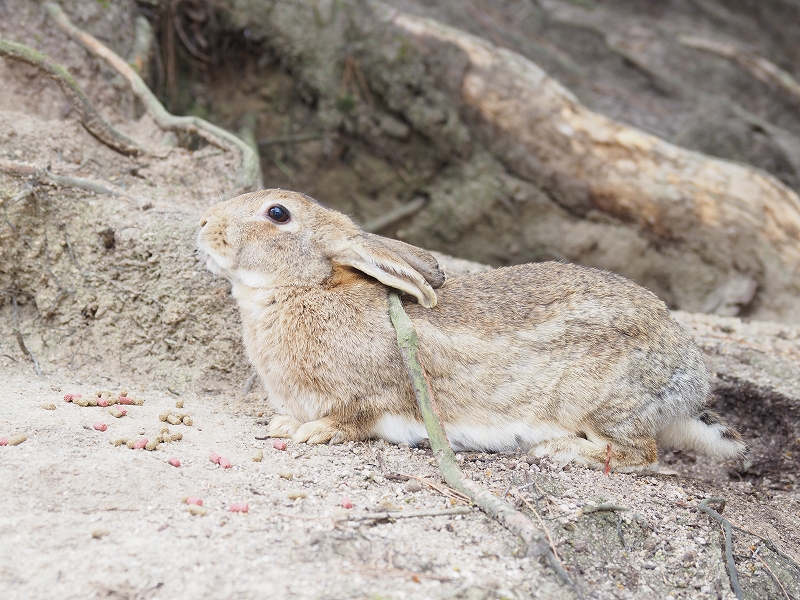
[404,262,709,443]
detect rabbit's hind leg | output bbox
[268,414,303,438]
[531,435,657,471]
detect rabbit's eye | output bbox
[267,205,290,223]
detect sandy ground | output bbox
[2,365,800,600]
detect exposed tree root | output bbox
[387,291,584,599]
[0,158,116,196]
[0,38,143,157]
[44,2,261,194]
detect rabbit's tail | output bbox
[657,410,745,458]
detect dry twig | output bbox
[698,498,743,600]
[0,38,142,156]
[388,292,584,598]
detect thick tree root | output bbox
[44,2,262,193]
[387,292,584,599]
[0,38,143,157]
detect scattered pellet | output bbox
[120,389,128,397]
[252,449,263,462]
[182,416,193,426]
[133,399,144,406]
[97,398,109,407]
[145,440,159,451]
[166,414,181,426]
[341,496,353,509]
[160,426,170,434]
[0,437,7,446]
[169,432,183,442]
[91,528,110,539]
[188,505,208,516]
[93,423,108,432]
[159,412,170,422]
[219,457,232,469]
[41,403,56,410]
[108,407,124,419]
[63,393,81,402]
[229,502,249,513]
[273,440,287,451]
[278,470,293,480]
[287,491,306,500]
[133,438,148,450]
[175,400,184,409]
[126,440,135,449]
[209,452,221,464]
[168,457,181,467]
[113,438,127,446]
[185,497,203,506]
[75,398,89,407]
[87,397,98,407]
[8,434,27,446]
[118,397,133,405]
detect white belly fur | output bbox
[372,414,574,452]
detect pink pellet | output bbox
[272,440,287,451]
[133,438,148,449]
[168,457,181,467]
[97,398,109,407]
[118,397,133,405]
[93,423,108,432]
[219,457,232,469]
[0,437,7,446]
[186,497,203,506]
[209,452,221,464]
[64,393,81,402]
[229,502,248,513]
[117,407,128,416]
[341,496,353,509]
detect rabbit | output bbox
[197,188,745,470]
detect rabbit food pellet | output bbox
[182,416,193,426]
[175,400,184,409]
[341,496,353,509]
[93,423,108,432]
[0,437,7,446]
[169,432,183,442]
[108,407,125,419]
[209,452,221,464]
[219,457,232,469]
[145,439,159,451]
[168,457,181,467]
[287,491,306,500]
[272,440,287,451]
[5,435,27,446]
[188,505,207,516]
[252,449,263,462]
[113,438,127,446]
[133,438,148,450]
[229,502,249,513]
[184,497,203,506]
[166,414,182,426]
[41,403,56,410]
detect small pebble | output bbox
[229,502,249,513]
[91,528,110,539]
[209,452,221,464]
[175,400,184,409]
[185,496,203,506]
[41,403,56,411]
[188,505,208,516]
[252,449,263,462]
[219,457,232,469]
[341,496,353,509]
[168,457,181,467]
[7,434,27,446]
[93,423,108,432]
[133,438,148,450]
[405,480,422,493]
[287,491,306,500]
[182,416,193,426]
[273,440,287,451]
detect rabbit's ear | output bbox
[361,234,445,289]
[335,234,440,308]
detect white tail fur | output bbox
[657,411,745,458]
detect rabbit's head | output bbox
[198,189,445,307]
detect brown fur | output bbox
[198,189,744,469]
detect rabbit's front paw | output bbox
[292,418,348,445]
[268,415,303,438]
